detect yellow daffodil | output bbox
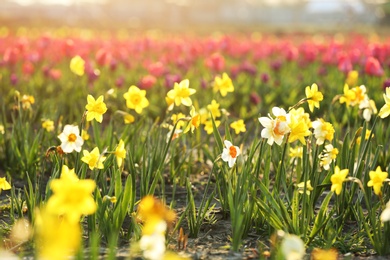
[46,165,96,223]
[345,70,358,87]
[203,119,220,135]
[356,130,373,145]
[171,113,187,129]
[124,114,135,124]
[305,83,323,112]
[35,207,81,260]
[297,180,314,195]
[166,79,196,107]
[57,125,84,153]
[367,166,388,196]
[311,248,338,260]
[85,95,107,123]
[81,147,106,170]
[70,55,85,76]
[259,107,290,146]
[312,119,335,145]
[206,99,221,118]
[184,106,201,134]
[339,84,356,107]
[81,129,90,141]
[288,112,311,145]
[0,124,4,134]
[42,119,55,132]
[137,195,176,234]
[378,87,390,118]
[123,85,149,114]
[230,119,246,134]
[289,146,303,159]
[114,139,126,168]
[0,177,11,192]
[330,166,349,195]
[340,84,367,107]
[21,94,35,109]
[213,73,234,97]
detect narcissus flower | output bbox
[259,107,290,146]
[378,87,390,118]
[297,180,314,195]
[114,139,126,168]
[312,119,335,145]
[81,147,106,170]
[70,55,85,76]
[46,165,96,223]
[42,119,55,132]
[124,114,135,124]
[330,166,349,195]
[170,113,187,129]
[21,95,35,110]
[35,207,82,260]
[288,111,311,145]
[166,79,196,107]
[85,95,107,123]
[206,99,221,118]
[204,119,220,135]
[289,146,303,159]
[319,144,339,170]
[280,234,305,260]
[230,119,246,134]
[184,106,201,133]
[305,83,323,112]
[221,140,241,168]
[0,177,11,192]
[123,85,149,114]
[57,125,84,153]
[213,73,234,97]
[380,200,390,222]
[359,97,377,121]
[367,166,388,196]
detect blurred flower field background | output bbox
[2,0,390,259]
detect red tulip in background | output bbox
[365,56,384,77]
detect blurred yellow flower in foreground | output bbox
[123,85,149,114]
[81,147,107,170]
[46,165,96,223]
[35,207,81,260]
[330,166,349,195]
[311,248,338,260]
[70,55,85,76]
[0,177,11,192]
[213,72,234,97]
[85,95,107,123]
